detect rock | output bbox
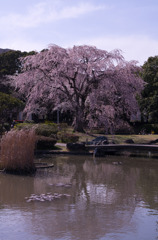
[124,139,134,144]
[88,136,109,145]
[148,139,158,144]
[67,142,86,151]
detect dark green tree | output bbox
[0,92,24,134]
[0,49,36,134]
[139,56,158,122]
[0,50,36,94]
[0,50,36,76]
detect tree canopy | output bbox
[11,45,144,132]
[0,50,36,94]
[0,92,24,134]
[0,50,36,77]
[0,49,35,132]
[139,56,158,122]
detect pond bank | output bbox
[35,143,158,157]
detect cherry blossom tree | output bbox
[11,45,144,132]
[88,60,144,132]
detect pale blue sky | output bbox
[0,0,158,65]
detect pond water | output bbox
[0,154,158,240]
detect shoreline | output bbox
[35,143,158,157]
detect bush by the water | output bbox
[57,132,79,143]
[67,142,86,151]
[13,122,58,150]
[14,122,34,130]
[15,122,58,137]
[36,136,57,150]
[133,123,158,134]
[35,123,58,137]
[0,129,36,174]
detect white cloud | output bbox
[71,35,158,65]
[1,32,158,65]
[0,1,106,29]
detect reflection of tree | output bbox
[137,163,158,210]
[1,155,158,240]
[28,156,139,239]
[82,159,140,205]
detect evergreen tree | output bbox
[0,50,36,94]
[139,56,158,122]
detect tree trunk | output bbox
[74,120,85,132]
[73,109,85,133]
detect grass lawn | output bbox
[57,126,158,144]
[106,134,158,144]
[55,133,158,152]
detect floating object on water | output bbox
[25,193,71,202]
[55,183,72,188]
[35,162,54,169]
[48,183,72,188]
[112,161,122,165]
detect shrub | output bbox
[36,136,57,150]
[14,122,34,130]
[35,123,58,137]
[0,124,5,135]
[45,121,57,126]
[90,128,105,134]
[15,123,58,137]
[24,120,35,124]
[67,142,86,151]
[13,123,58,151]
[58,132,79,143]
[4,123,10,131]
[58,123,69,131]
[134,123,158,134]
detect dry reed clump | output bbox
[0,129,36,174]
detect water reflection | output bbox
[0,155,158,240]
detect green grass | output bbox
[56,126,158,145]
[72,131,158,145]
[107,134,158,144]
[54,133,158,153]
[56,126,158,144]
[14,123,158,145]
[2,126,158,156]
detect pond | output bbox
[0,154,158,240]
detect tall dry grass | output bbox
[0,129,36,174]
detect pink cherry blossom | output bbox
[12,45,144,132]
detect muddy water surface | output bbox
[0,154,158,240]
